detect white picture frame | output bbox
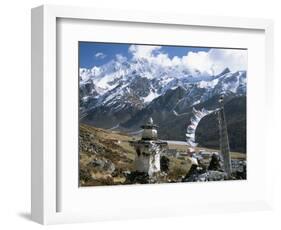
[31,4,274,225]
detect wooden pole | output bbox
[218,95,232,178]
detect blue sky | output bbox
[79,42,211,69]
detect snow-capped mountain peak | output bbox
[79,57,246,122]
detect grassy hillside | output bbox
[79,123,245,186]
[79,124,193,186]
[79,124,135,186]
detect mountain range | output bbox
[79,56,247,152]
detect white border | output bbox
[57,18,262,214]
[31,5,274,225]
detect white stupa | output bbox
[130,118,168,176]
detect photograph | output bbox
[79,42,247,186]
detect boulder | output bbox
[208,153,223,171]
[91,158,115,174]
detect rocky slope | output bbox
[79,124,135,186]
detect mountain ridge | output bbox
[79,57,247,152]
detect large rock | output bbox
[91,158,115,174]
[231,159,246,179]
[125,171,150,184]
[183,168,227,182]
[208,153,223,171]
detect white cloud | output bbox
[128,45,247,76]
[208,49,247,74]
[129,45,161,59]
[171,56,182,66]
[115,54,127,62]
[182,51,213,75]
[129,45,174,67]
[95,52,106,59]
[182,49,247,75]
[153,53,172,66]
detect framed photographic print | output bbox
[31,5,274,225]
[78,41,247,186]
